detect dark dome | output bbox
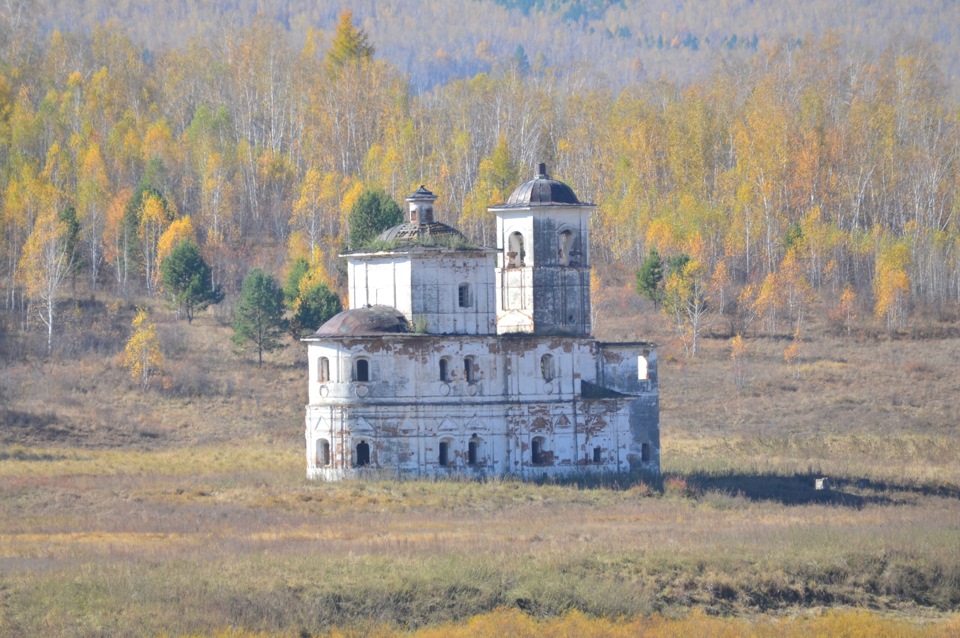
[504,163,580,206]
[311,305,410,336]
[376,221,470,248]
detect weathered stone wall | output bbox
[409,252,496,335]
[348,257,412,313]
[305,335,659,480]
[348,250,496,335]
[305,400,642,480]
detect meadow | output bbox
[1,296,959,636]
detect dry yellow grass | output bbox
[174,608,960,638]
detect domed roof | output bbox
[376,221,470,248]
[501,163,581,207]
[311,305,410,336]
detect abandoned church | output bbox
[303,166,659,479]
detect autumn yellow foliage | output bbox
[122,307,163,389]
[874,236,911,328]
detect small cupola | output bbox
[406,185,436,224]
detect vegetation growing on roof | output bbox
[358,233,479,252]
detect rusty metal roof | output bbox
[310,305,410,336]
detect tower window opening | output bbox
[641,442,651,463]
[439,357,450,382]
[558,230,574,265]
[593,446,602,464]
[464,356,476,383]
[638,355,649,380]
[508,232,526,267]
[319,357,330,383]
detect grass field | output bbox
[1,296,959,636]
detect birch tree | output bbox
[19,209,74,351]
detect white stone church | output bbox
[303,165,659,480]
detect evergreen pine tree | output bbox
[291,281,342,339]
[160,239,223,322]
[325,10,374,75]
[232,268,287,367]
[283,256,310,305]
[636,248,665,308]
[348,188,403,250]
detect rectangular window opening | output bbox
[458,283,472,308]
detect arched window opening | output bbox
[531,436,546,465]
[593,446,602,464]
[641,442,651,463]
[355,440,370,467]
[464,356,476,383]
[507,232,526,267]
[355,358,369,382]
[558,230,575,265]
[638,355,648,381]
[438,440,451,467]
[468,435,482,466]
[439,357,450,382]
[458,283,472,308]
[316,439,331,466]
[319,357,330,383]
[540,354,555,381]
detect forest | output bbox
[1,2,959,356]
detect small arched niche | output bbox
[540,353,555,381]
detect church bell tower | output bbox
[489,164,594,336]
